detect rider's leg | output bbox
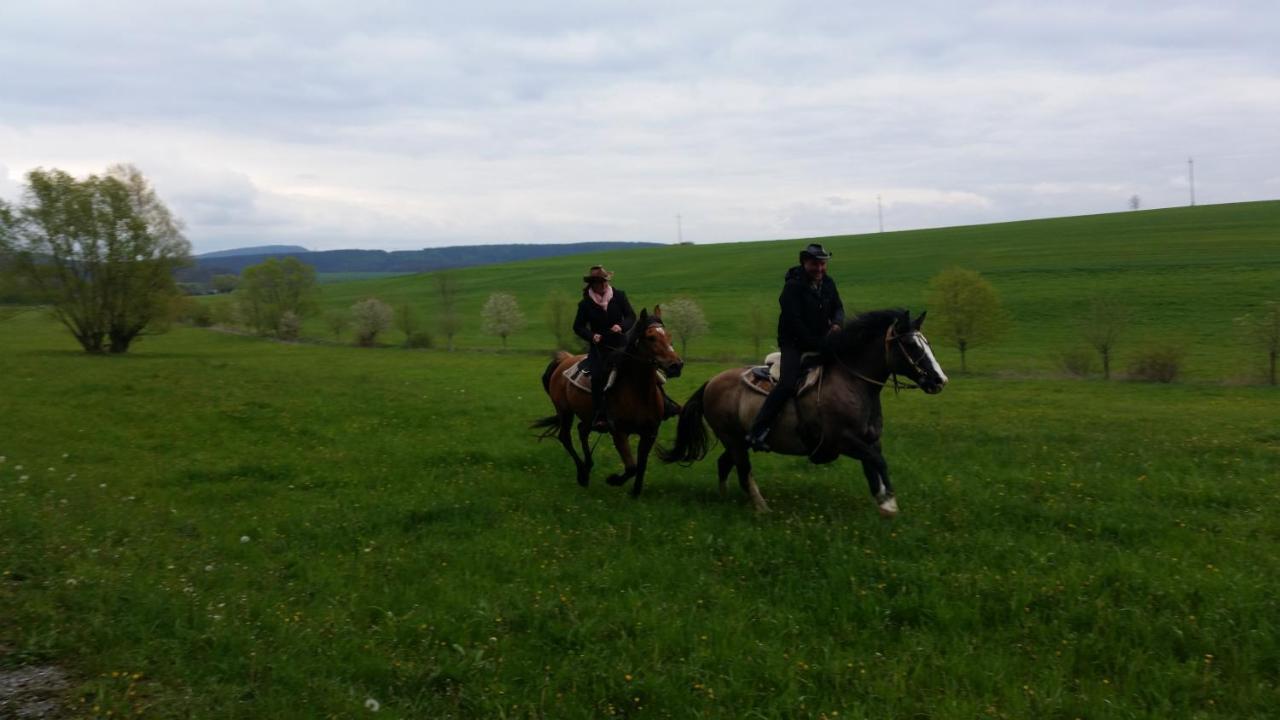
[589,347,610,430]
[746,345,801,450]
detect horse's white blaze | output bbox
[914,333,948,385]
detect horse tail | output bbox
[541,350,570,394]
[531,413,562,439]
[658,383,709,464]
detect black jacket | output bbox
[776,266,845,352]
[573,289,636,351]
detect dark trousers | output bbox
[588,344,611,417]
[749,345,803,436]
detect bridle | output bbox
[836,324,933,394]
[611,321,676,371]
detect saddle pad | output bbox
[564,362,617,394]
[740,365,823,397]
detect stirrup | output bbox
[745,428,771,452]
[591,413,611,432]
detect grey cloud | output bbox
[1,1,1277,252]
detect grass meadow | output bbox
[296,200,1280,382]
[2,297,1278,717]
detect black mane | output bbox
[830,308,906,356]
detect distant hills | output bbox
[197,245,310,259]
[181,242,663,283]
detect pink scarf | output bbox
[588,284,613,310]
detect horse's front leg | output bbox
[843,436,897,517]
[629,429,658,498]
[605,431,637,487]
[575,418,594,487]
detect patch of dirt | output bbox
[0,665,69,719]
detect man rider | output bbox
[745,243,845,451]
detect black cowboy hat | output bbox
[799,243,832,261]
[582,265,614,283]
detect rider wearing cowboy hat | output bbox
[573,265,636,431]
[746,242,845,451]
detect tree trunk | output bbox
[1270,350,1276,386]
[1102,348,1111,380]
[958,340,968,373]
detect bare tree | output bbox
[351,298,393,347]
[1235,301,1280,385]
[926,267,1008,372]
[1082,295,1127,380]
[395,303,419,344]
[324,309,349,341]
[436,272,461,351]
[482,292,526,348]
[544,288,575,349]
[1129,195,1141,211]
[663,297,709,356]
[6,165,191,353]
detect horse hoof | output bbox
[877,496,899,517]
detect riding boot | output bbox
[661,388,682,420]
[745,397,781,451]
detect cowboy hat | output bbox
[799,243,833,261]
[582,265,614,283]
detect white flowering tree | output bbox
[482,292,526,348]
[351,297,393,347]
[663,297,709,356]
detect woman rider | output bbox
[573,265,636,431]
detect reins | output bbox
[834,325,925,395]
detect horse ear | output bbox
[637,308,649,325]
[652,304,662,320]
[913,310,927,329]
[898,309,911,331]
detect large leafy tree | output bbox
[925,267,1008,372]
[7,165,191,353]
[238,256,318,336]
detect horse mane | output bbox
[830,308,906,356]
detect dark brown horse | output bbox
[535,307,684,496]
[660,309,947,515]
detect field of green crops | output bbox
[2,202,1278,718]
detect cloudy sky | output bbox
[2,1,1277,253]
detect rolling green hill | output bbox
[299,200,1280,381]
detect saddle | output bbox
[563,358,668,394]
[740,351,824,397]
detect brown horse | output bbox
[660,309,947,515]
[535,307,684,496]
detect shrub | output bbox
[405,331,434,349]
[277,311,302,341]
[1058,346,1095,377]
[1129,346,1183,383]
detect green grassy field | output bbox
[298,201,1280,382]
[2,301,1278,717]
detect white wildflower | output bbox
[365,698,381,712]
[240,536,250,543]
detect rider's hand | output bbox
[829,324,842,334]
[592,333,602,344]
[610,324,622,333]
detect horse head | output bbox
[627,306,684,378]
[886,310,948,394]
